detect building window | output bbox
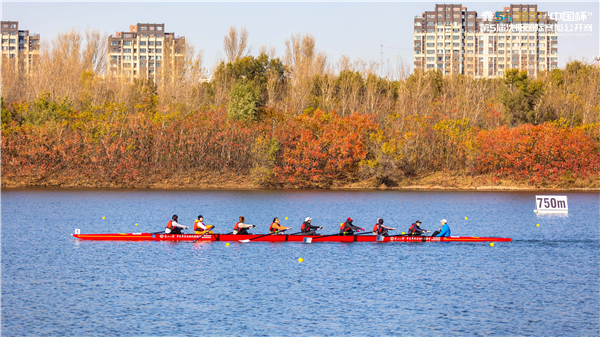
[140,56,147,60]
[124,41,131,46]
[148,49,154,53]
[156,56,162,60]
[157,27,163,31]
[9,39,15,43]
[149,41,154,46]
[415,21,422,26]
[149,70,154,74]
[9,46,15,51]
[124,55,131,60]
[141,27,147,31]
[124,48,131,53]
[110,55,117,60]
[155,41,162,46]
[156,62,161,68]
[156,49,162,53]
[150,26,155,31]
[111,41,119,46]
[467,36,473,40]
[140,48,146,53]
[140,41,146,46]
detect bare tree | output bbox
[223,26,250,63]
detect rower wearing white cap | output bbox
[432,219,451,237]
[300,217,322,236]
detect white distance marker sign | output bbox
[534,195,568,213]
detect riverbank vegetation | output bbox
[2,28,599,189]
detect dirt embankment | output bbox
[3,171,599,191]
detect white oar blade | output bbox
[238,239,250,243]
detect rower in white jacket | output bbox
[165,215,189,234]
[233,216,256,235]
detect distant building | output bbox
[1,21,40,74]
[108,23,185,82]
[414,4,558,78]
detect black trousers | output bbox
[431,230,440,237]
[237,228,249,235]
[378,229,389,236]
[170,227,182,234]
[301,230,317,236]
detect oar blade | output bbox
[238,239,251,243]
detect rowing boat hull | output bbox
[71,233,511,243]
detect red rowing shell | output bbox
[71,233,512,242]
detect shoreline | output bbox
[3,172,599,192]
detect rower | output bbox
[431,219,451,237]
[339,217,363,235]
[233,216,256,235]
[372,218,396,237]
[165,215,189,234]
[269,217,292,234]
[300,217,322,236]
[194,215,214,234]
[408,220,429,236]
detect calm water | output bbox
[1,189,599,336]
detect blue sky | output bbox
[2,1,599,74]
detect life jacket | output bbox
[166,220,174,229]
[234,222,241,231]
[373,223,383,234]
[301,222,309,232]
[269,223,277,233]
[409,223,419,234]
[194,220,203,231]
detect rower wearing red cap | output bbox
[340,217,364,235]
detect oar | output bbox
[238,229,291,243]
[192,229,222,243]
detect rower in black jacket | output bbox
[340,217,363,235]
[300,217,322,236]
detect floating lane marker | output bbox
[298,258,303,263]
[490,242,495,247]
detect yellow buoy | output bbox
[102,216,105,220]
[465,217,468,220]
[401,232,405,235]
[226,243,230,247]
[298,258,303,263]
[536,224,540,227]
[285,217,288,220]
[135,223,138,226]
[490,242,495,247]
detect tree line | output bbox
[1,27,599,188]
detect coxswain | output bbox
[431,219,451,237]
[165,215,189,234]
[339,217,363,235]
[408,220,429,236]
[372,218,396,237]
[194,215,214,234]
[269,217,292,234]
[233,216,256,235]
[300,217,322,236]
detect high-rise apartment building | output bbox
[108,23,185,82]
[1,21,40,74]
[414,4,558,78]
